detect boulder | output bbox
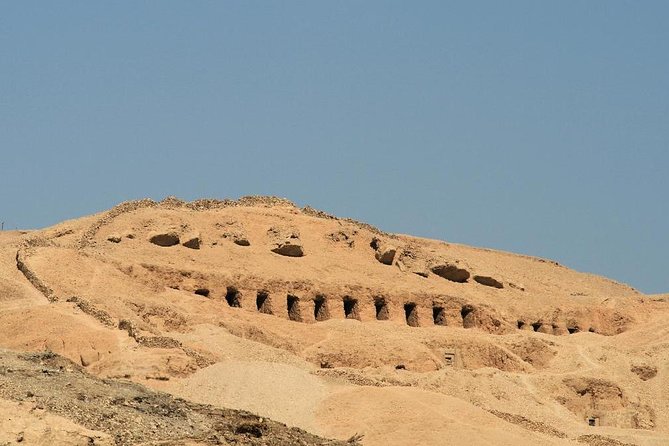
[233,236,251,246]
[271,242,304,257]
[181,232,201,250]
[107,234,122,243]
[224,229,250,246]
[375,245,397,265]
[378,249,397,265]
[148,231,180,247]
[431,264,470,283]
[370,237,398,265]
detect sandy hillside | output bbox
[0,196,667,446]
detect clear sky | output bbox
[1,2,667,293]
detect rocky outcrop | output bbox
[370,237,397,265]
[396,246,429,277]
[268,226,304,257]
[562,377,625,411]
[225,229,250,246]
[216,219,251,246]
[431,263,470,283]
[474,275,504,289]
[107,234,122,243]
[273,243,304,257]
[327,228,357,248]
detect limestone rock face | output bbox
[370,237,398,265]
[396,244,433,277]
[375,247,396,265]
[431,263,470,283]
[148,231,180,247]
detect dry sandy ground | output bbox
[0,399,113,446]
[0,196,667,446]
[0,350,347,446]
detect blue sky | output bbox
[1,1,667,293]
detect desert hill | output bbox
[0,196,667,445]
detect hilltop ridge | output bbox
[0,196,667,446]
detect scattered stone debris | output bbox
[576,434,636,446]
[16,249,58,302]
[486,409,567,438]
[66,296,116,328]
[0,350,354,446]
[302,205,387,237]
[327,228,357,248]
